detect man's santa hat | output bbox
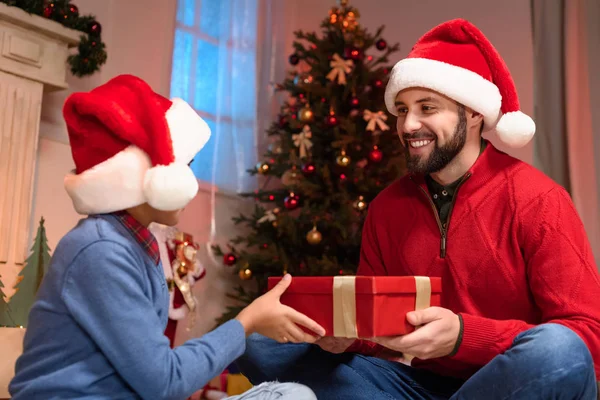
[384,18,535,148]
[63,74,210,215]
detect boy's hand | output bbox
[236,274,326,343]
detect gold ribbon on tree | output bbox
[363,110,390,132]
[172,260,197,331]
[292,125,313,159]
[327,53,354,85]
[257,210,277,224]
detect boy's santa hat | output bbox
[384,18,535,148]
[63,74,211,215]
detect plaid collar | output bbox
[112,211,160,265]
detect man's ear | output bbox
[468,110,484,129]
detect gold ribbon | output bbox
[363,110,390,132]
[257,210,277,224]
[403,276,432,364]
[327,53,353,85]
[173,263,197,331]
[332,276,358,338]
[292,125,313,159]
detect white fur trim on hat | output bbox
[384,58,502,131]
[166,98,211,162]
[64,98,211,215]
[64,146,151,215]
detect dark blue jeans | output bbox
[235,323,598,399]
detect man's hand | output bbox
[315,337,355,354]
[371,307,461,360]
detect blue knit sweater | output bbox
[9,214,246,400]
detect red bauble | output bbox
[284,193,300,210]
[373,79,384,88]
[68,4,79,18]
[325,114,339,127]
[349,96,360,108]
[278,116,287,128]
[43,5,54,18]
[301,162,316,176]
[375,39,387,50]
[88,20,102,36]
[223,253,237,266]
[368,147,384,163]
[339,173,348,182]
[289,53,300,65]
[344,47,363,61]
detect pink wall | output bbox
[5,0,535,339]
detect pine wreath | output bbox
[1,0,107,77]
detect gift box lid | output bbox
[268,276,441,295]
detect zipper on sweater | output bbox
[410,173,471,258]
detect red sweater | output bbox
[349,143,600,380]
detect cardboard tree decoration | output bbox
[0,217,51,327]
[0,274,9,325]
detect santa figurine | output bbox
[150,223,206,347]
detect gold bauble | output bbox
[177,262,188,276]
[336,150,351,167]
[268,142,283,154]
[281,168,301,186]
[271,208,280,227]
[256,162,270,174]
[298,106,314,123]
[354,195,367,211]
[239,268,252,280]
[306,226,323,245]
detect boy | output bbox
[9,75,324,400]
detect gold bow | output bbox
[327,53,354,85]
[292,125,313,159]
[363,110,390,131]
[257,210,277,224]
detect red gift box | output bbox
[267,276,442,338]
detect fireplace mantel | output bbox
[0,4,80,396]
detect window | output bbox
[171,0,258,193]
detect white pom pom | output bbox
[143,163,198,211]
[495,111,536,148]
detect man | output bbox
[235,19,600,399]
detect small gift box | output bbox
[267,276,442,337]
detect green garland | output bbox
[0,0,107,77]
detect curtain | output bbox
[531,0,600,267]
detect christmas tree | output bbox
[0,217,52,327]
[212,0,405,325]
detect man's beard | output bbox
[403,106,467,175]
